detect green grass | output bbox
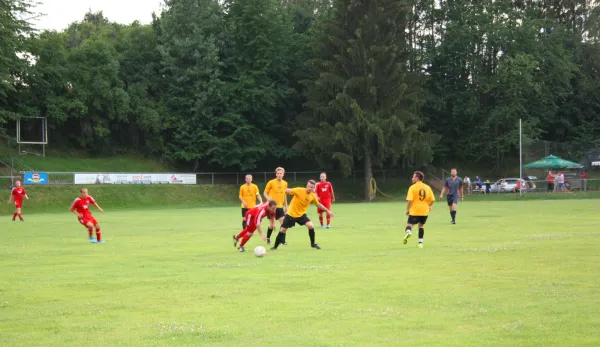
[1,200,599,346]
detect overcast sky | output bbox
[32,0,164,31]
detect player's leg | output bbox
[446,196,454,223]
[267,208,282,245]
[279,217,289,245]
[92,218,103,243]
[324,202,332,228]
[235,212,254,245]
[272,215,292,250]
[447,195,456,224]
[78,217,94,241]
[417,216,428,248]
[276,210,289,245]
[318,208,324,228]
[271,226,287,250]
[451,201,457,224]
[16,206,23,221]
[234,227,249,247]
[404,216,416,244]
[241,208,248,228]
[303,217,320,249]
[266,220,275,245]
[238,231,254,252]
[12,205,18,221]
[84,220,96,243]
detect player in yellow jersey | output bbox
[263,167,289,245]
[270,179,334,250]
[404,171,435,248]
[239,174,262,228]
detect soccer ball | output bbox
[254,246,266,257]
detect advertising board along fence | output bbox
[73,173,196,185]
[15,172,197,185]
[14,170,412,186]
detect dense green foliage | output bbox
[2,0,600,196]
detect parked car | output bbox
[489,178,535,193]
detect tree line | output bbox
[1,0,600,192]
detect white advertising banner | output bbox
[73,173,196,185]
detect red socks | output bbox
[88,227,93,238]
[239,234,251,247]
[319,214,324,226]
[95,228,101,242]
[236,229,248,239]
[327,216,331,225]
[12,212,17,220]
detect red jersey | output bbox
[315,181,333,202]
[70,196,97,216]
[11,187,27,201]
[246,202,274,224]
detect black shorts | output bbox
[447,194,458,206]
[407,215,428,225]
[281,214,310,229]
[241,208,249,217]
[275,207,285,220]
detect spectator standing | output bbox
[546,171,555,192]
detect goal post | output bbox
[16,117,48,157]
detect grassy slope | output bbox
[2,147,600,216]
[1,201,599,346]
[8,154,167,172]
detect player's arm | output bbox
[8,191,13,204]
[263,182,271,201]
[428,188,435,210]
[316,202,333,216]
[406,187,414,215]
[256,186,263,204]
[256,223,267,242]
[330,184,336,203]
[70,204,82,218]
[92,201,104,213]
[439,184,447,198]
[460,181,464,200]
[239,186,247,208]
[314,198,334,216]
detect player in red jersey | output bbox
[232,200,277,252]
[8,180,29,222]
[70,188,105,243]
[315,172,335,228]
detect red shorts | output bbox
[14,201,23,209]
[244,214,258,233]
[317,200,331,213]
[78,215,98,226]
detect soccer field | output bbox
[1,200,599,346]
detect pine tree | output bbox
[296,0,435,200]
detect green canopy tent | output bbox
[523,155,583,169]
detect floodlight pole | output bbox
[519,118,523,197]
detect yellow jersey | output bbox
[239,183,260,208]
[406,181,435,216]
[264,179,288,208]
[287,187,319,218]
